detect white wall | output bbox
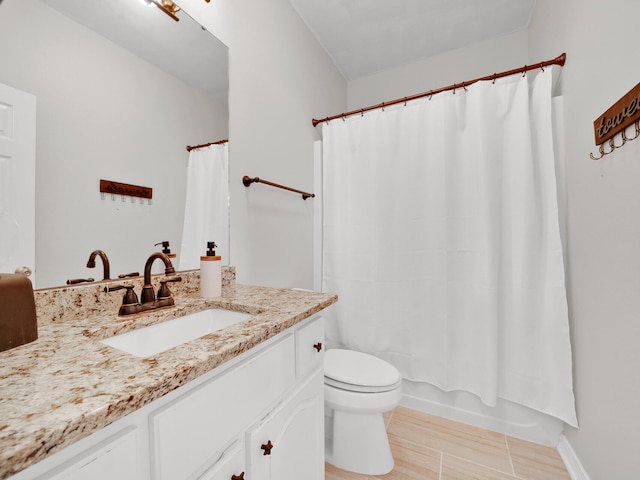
[529,1,640,478]
[347,29,528,110]
[0,0,227,288]
[180,0,347,289]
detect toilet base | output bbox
[325,409,394,475]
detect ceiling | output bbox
[289,0,535,80]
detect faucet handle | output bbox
[118,272,140,278]
[158,276,182,299]
[67,278,95,285]
[163,275,182,283]
[104,284,139,306]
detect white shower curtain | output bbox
[321,67,577,427]
[179,143,229,270]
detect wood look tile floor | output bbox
[325,406,571,480]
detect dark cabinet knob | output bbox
[313,342,322,352]
[231,473,245,480]
[261,440,274,455]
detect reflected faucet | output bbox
[86,250,110,281]
[141,252,176,303]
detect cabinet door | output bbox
[43,428,140,480]
[198,439,245,480]
[247,369,324,480]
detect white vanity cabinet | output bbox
[150,333,296,480]
[10,315,325,480]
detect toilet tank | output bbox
[0,273,38,352]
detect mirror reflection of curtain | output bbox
[179,143,229,270]
[321,67,577,427]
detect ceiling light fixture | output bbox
[149,0,181,22]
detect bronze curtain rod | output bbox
[242,176,315,200]
[186,139,229,152]
[312,53,566,127]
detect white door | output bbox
[0,82,36,284]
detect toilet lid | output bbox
[324,349,401,389]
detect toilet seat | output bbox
[325,376,402,393]
[324,349,401,393]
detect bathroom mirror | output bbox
[0,0,229,288]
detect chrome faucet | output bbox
[86,250,110,281]
[104,252,181,316]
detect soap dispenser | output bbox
[155,241,176,262]
[153,241,177,274]
[200,241,221,298]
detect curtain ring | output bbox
[492,74,497,84]
[522,67,527,77]
[361,109,364,117]
[540,62,545,72]
[462,82,467,91]
[404,97,408,106]
[381,102,385,111]
[429,91,433,100]
[452,84,456,95]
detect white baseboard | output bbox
[557,435,591,480]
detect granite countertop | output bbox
[0,277,337,479]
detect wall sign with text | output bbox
[591,82,640,160]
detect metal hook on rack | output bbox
[626,121,640,141]
[590,121,640,160]
[609,135,626,150]
[590,138,616,160]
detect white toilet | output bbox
[324,349,403,475]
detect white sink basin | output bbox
[100,308,252,358]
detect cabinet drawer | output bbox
[42,427,140,480]
[295,316,324,378]
[197,439,245,480]
[150,335,295,480]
